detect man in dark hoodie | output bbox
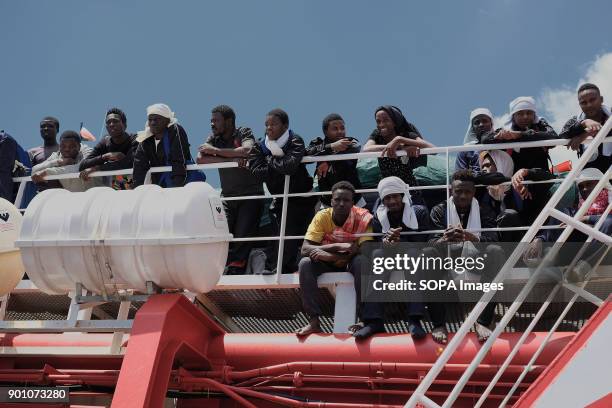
[79,107,138,189]
[249,108,316,274]
[307,113,363,207]
[132,103,203,188]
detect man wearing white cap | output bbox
[132,103,200,188]
[482,96,559,224]
[560,83,612,173]
[455,108,495,174]
[524,167,611,282]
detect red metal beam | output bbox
[110,294,225,408]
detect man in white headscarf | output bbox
[357,176,437,340]
[482,97,559,224]
[132,103,198,188]
[560,83,612,173]
[456,108,495,174]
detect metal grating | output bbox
[5,293,71,320]
[201,288,600,334]
[205,288,336,333]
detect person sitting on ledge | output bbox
[428,170,504,343]
[368,176,435,340]
[296,181,373,337]
[524,167,612,283]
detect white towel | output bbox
[376,176,419,232]
[264,129,290,157]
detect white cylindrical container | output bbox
[18,182,231,295]
[0,198,25,295]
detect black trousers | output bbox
[267,197,316,274]
[422,244,503,327]
[497,209,523,243]
[299,254,367,318]
[361,247,446,327]
[224,198,264,266]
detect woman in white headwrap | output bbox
[477,150,524,241]
[456,108,495,174]
[482,96,559,224]
[132,103,201,187]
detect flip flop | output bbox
[431,326,448,344]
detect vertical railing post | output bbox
[13,180,26,209]
[275,175,291,282]
[144,170,152,185]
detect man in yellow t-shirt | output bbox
[296,181,373,337]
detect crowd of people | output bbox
[0,83,610,343]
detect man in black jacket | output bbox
[559,83,611,173]
[79,108,138,189]
[0,130,19,202]
[132,104,194,188]
[482,97,559,224]
[307,113,363,207]
[249,108,316,274]
[198,105,264,275]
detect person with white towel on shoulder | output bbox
[427,170,505,343]
[248,108,317,275]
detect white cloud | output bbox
[540,52,612,132]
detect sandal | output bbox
[431,326,448,344]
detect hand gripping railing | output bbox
[403,117,612,408]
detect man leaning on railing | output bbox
[482,96,559,225]
[560,83,612,173]
[197,105,264,275]
[307,113,365,208]
[248,108,317,275]
[31,131,105,192]
[79,107,138,190]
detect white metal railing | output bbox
[11,136,612,283]
[6,131,612,374]
[403,118,612,407]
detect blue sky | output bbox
[2,0,611,187]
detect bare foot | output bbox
[431,326,448,344]
[296,318,321,337]
[474,322,492,342]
